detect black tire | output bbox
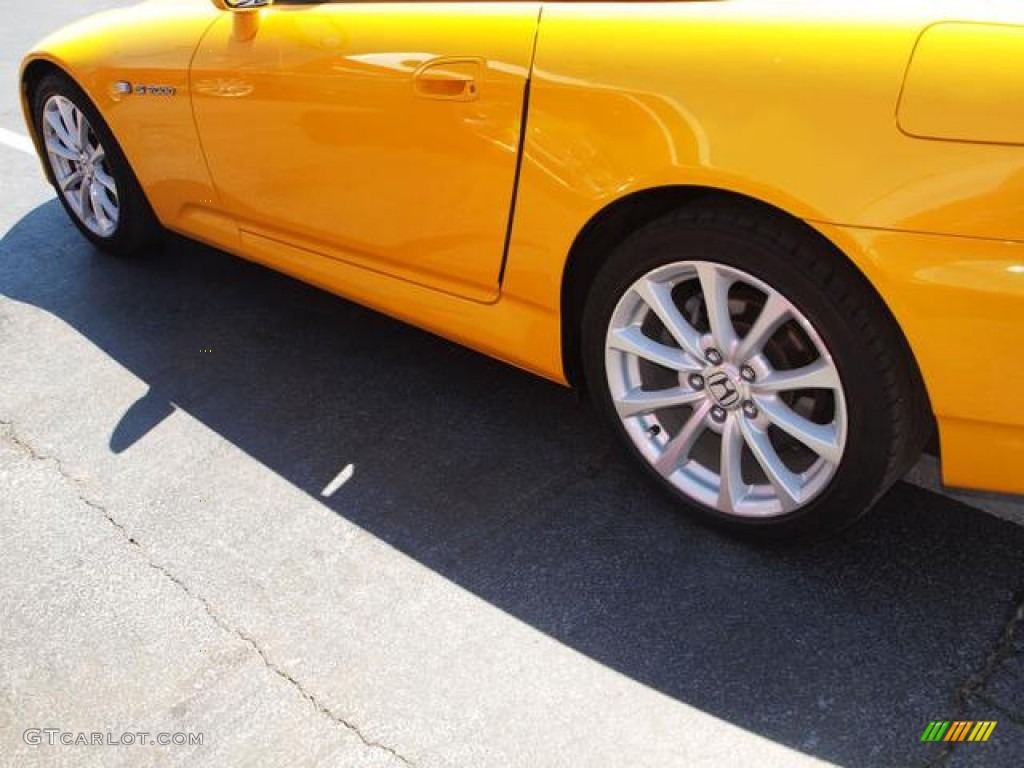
[581,203,929,540]
[32,72,160,256]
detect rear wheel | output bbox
[582,205,928,539]
[33,72,159,256]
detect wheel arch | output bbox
[19,56,73,183]
[559,185,934,437]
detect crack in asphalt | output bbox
[1,418,77,478]
[924,591,1024,768]
[969,692,1024,728]
[152,562,415,767]
[0,419,415,767]
[953,593,1024,711]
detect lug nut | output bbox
[742,400,759,419]
[741,365,756,383]
[688,373,705,390]
[705,349,723,365]
[710,406,727,423]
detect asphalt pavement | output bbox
[1,3,1022,767]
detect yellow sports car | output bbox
[20,0,1024,537]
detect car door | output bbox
[191,1,540,302]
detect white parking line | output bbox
[0,127,35,155]
[321,464,355,498]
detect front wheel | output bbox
[582,205,928,539]
[32,72,160,256]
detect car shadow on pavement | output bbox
[2,201,1022,768]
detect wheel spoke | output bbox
[655,401,711,475]
[695,263,738,357]
[738,419,801,512]
[58,170,84,193]
[75,107,90,152]
[757,396,843,464]
[44,109,76,151]
[56,99,80,149]
[734,292,791,362]
[45,138,78,161]
[93,167,117,194]
[91,181,117,223]
[608,326,699,372]
[615,386,705,418]
[74,179,89,218]
[717,416,746,512]
[756,358,841,393]
[632,277,705,361]
[87,183,104,227]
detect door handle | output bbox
[413,57,483,102]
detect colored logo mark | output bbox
[921,721,997,742]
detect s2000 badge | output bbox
[113,81,176,96]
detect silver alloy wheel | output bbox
[41,94,119,238]
[605,261,848,518]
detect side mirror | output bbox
[211,0,273,9]
[210,0,273,41]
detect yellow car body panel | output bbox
[813,222,1024,495]
[19,0,1024,496]
[898,22,1024,146]
[191,3,541,303]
